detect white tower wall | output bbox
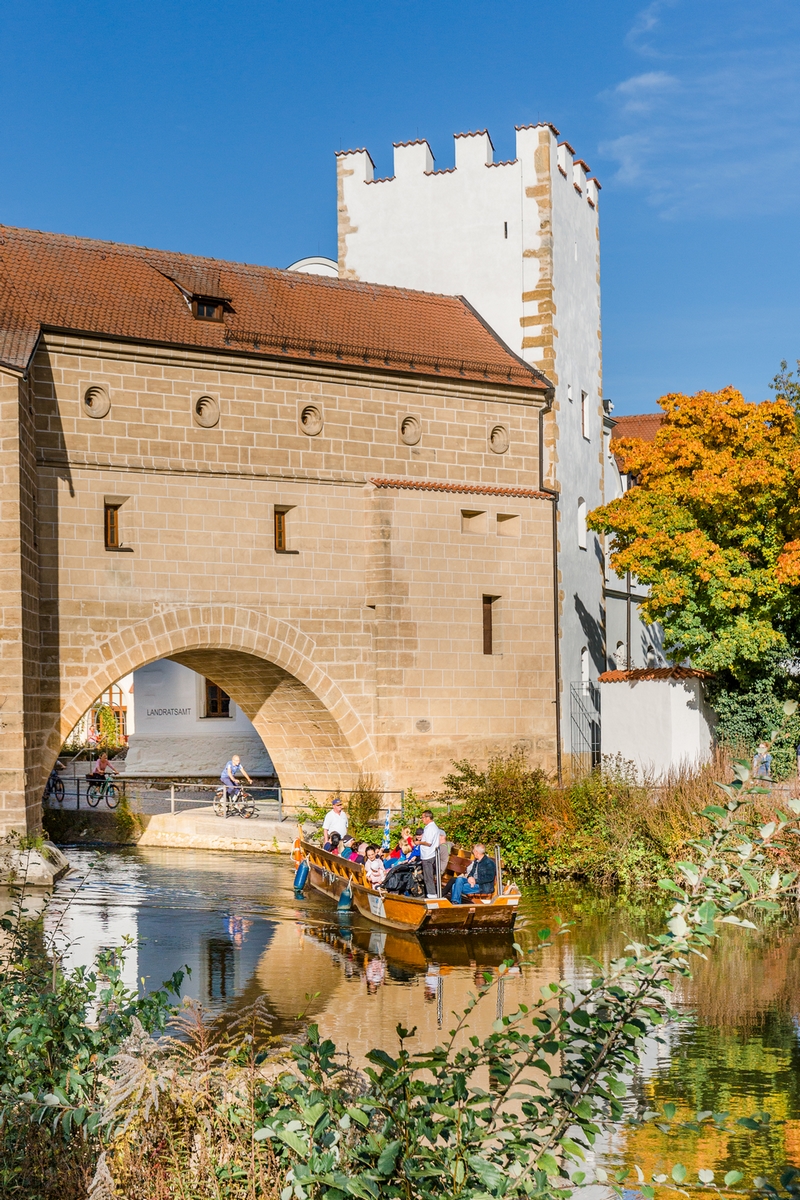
[337,124,605,763]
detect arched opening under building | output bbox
[54,641,370,806]
[63,658,277,780]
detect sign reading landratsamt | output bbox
[145,707,191,717]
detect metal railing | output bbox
[569,681,601,778]
[44,773,406,824]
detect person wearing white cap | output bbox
[322,795,348,842]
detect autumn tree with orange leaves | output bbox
[588,382,800,678]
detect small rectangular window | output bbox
[504,221,508,239]
[581,391,589,439]
[274,508,287,551]
[104,503,121,549]
[482,595,498,655]
[205,679,231,718]
[193,298,224,321]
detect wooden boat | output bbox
[299,840,520,933]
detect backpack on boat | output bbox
[383,860,425,898]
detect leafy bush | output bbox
[708,672,800,779]
[95,704,121,749]
[7,770,800,1198]
[0,866,183,1199]
[441,748,793,887]
[88,769,800,1200]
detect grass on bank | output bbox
[437,748,799,888]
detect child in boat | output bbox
[324,831,342,854]
[364,845,386,887]
[339,836,356,859]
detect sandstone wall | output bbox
[2,333,557,833]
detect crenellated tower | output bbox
[337,123,605,766]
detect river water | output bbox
[49,846,800,1184]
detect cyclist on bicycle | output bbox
[219,754,251,799]
[91,751,118,778]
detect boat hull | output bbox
[301,842,519,933]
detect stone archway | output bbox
[48,606,378,792]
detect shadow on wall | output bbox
[573,593,605,677]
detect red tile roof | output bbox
[598,666,712,683]
[611,413,664,443]
[0,225,550,390]
[370,477,554,500]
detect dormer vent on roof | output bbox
[154,263,233,321]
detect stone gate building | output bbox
[0,226,558,835]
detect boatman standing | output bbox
[420,809,442,898]
[323,796,348,844]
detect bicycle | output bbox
[213,786,256,819]
[43,767,65,805]
[86,774,121,809]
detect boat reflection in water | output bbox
[247,912,525,1058]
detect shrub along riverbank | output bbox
[2,771,799,1198]
[439,749,798,888]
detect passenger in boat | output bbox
[339,835,356,859]
[419,810,443,899]
[407,830,424,859]
[324,831,342,854]
[322,796,348,843]
[364,845,386,887]
[350,841,367,865]
[450,844,496,904]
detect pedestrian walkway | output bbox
[137,807,296,853]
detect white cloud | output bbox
[612,71,679,114]
[598,1,800,219]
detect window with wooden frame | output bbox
[104,503,121,549]
[482,595,499,655]
[274,507,288,552]
[192,297,225,322]
[274,505,298,553]
[204,679,231,718]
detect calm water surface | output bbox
[50,847,800,1182]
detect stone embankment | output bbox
[44,805,297,854]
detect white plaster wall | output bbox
[600,678,714,779]
[338,123,604,753]
[124,660,275,776]
[339,133,524,354]
[539,131,605,715]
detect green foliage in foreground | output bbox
[707,666,800,780]
[442,750,716,887]
[0,864,183,1199]
[6,769,800,1199]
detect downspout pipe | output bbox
[539,395,562,786]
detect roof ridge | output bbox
[0,224,522,309]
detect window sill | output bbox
[275,549,300,555]
[200,715,233,720]
[105,545,134,553]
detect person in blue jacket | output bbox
[450,844,497,904]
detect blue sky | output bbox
[2,0,798,413]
